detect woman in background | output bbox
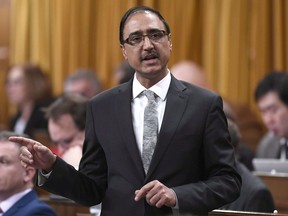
[5,64,53,138]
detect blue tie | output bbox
[142,90,158,173]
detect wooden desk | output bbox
[40,196,91,216]
[254,172,288,213]
[209,209,288,216]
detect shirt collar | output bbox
[132,70,171,101]
[0,188,32,213]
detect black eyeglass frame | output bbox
[123,30,169,46]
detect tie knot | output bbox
[143,90,157,101]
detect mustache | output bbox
[140,50,159,61]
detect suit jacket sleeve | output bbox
[171,94,241,214]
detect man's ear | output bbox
[168,34,172,51]
[120,44,128,60]
[23,166,36,183]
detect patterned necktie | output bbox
[142,90,158,173]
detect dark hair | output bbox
[43,94,87,131]
[227,119,241,149]
[254,71,288,104]
[115,61,135,84]
[278,74,288,106]
[119,6,171,45]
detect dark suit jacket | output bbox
[3,190,56,216]
[43,76,241,216]
[9,104,48,138]
[220,162,275,212]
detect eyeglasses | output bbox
[53,134,76,147]
[123,30,168,46]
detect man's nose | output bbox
[143,36,154,49]
[263,112,274,126]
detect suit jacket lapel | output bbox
[4,190,36,216]
[146,77,188,179]
[115,81,145,179]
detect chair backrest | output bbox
[254,172,288,213]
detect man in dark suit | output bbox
[11,6,241,216]
[0,131,56,216]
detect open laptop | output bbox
[253,158,288,174]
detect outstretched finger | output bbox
[9,136,39,147]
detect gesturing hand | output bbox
[135,180,176,208]
[9,136,56,172]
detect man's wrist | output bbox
[43,154,57,173]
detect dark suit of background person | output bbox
[12,6,241,216]
[220,119,275,213]
[3,190,56,216]
[9,104,48,138]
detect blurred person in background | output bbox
[171,60,211,89]
[44,94,87,168]
[44,93,101,215]
[0,131,56,216]
[63,69,102,99]
[5,64,53,138]
[255,71,288,159]
[114,61,135,84]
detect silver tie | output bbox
[142,90,158,173]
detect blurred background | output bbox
[0,0,287,152]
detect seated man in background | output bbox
[63,69,102,99]
[255,72,288,159]
[220,119,275,212]
[171,60,255,171]
[0,131,56,216]
[44,94,102,215]
[44,94,87,169]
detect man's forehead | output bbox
[123,11,163,33]
[258,92,283,109]
[0,142,19,154]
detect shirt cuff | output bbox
[171,188,179,209]
[37,169,53,186]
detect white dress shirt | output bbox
[131,72,181,215]
[131,72,171,154]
